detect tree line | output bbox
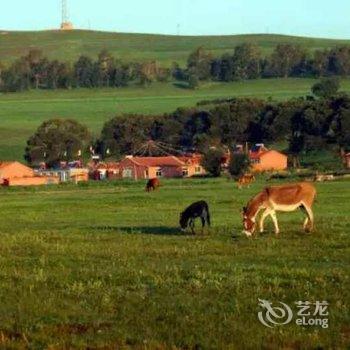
[25,83,350,170]
[2,43,350,91]
[184,44,350,87]
[0,49,170,92]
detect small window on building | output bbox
[145,169,149,177]
[251,159,261,164]
[156,169,162,177]
[182,168,189,177]
[195,166,201,173]
[123,168,133,178]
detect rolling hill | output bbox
[0,30,349,66]
[1,30,350,162]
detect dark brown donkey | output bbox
[180,201,211,234]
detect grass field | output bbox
[1,78,350,162]
[1,31,350,65]
[0,178,348,348]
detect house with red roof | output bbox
[88,161,121,180]
[0,161,59,186]
[118,155,205,180]
[249,144,287,172]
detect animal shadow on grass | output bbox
[94,225,183,236]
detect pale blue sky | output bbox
[0,0,349,38]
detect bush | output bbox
[201,148,225,177]
[312,78,340,98]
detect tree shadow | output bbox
[172,81,190,89]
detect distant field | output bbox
[0,178,348,348]
[1,78,350,161]
[0,30,349,65]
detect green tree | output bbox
[288,132,304,168]
[99,115,155,157]
[232,43,261,79]
[201,148,224,177]
[25,49,48,89]
[210,98,264,145]
[218,54,235,81]
[111,61,132,87]
[187,47,212,80]
[95,50,115,87]
[312,78,340,98]
[328,95,350,154]
[74,55,94,87]
[267,44,306,78]
[287,101,328,167]
[25,119,91,167]
[188,71,199,89]
[181,111,212,148]
[228,153,250,178]
[138,61,161,86]
[312,49,330,77]
[46,60,61,89]
[328,46,350,75]
[46,60,72,89]
[1,57,31,91]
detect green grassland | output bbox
[1,78,350,162]
[1,30,350,65]
[0,178,348,348]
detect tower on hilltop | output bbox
[60,0,74,30]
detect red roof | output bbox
[88,161,120,170]
[97,162,120,170]
[249,149,286,160]
[178,153,202,165]
[0,161,18,169]
[129,156,185,167]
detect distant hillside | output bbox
[0,30,349,66]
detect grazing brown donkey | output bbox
[146,178,161,192]
[242,182,316,237]
[237,174,255,189]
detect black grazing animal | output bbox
[179,201,211,234]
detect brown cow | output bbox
[237,174,255,189]
[242,182,316,237]
[146,178,161,192]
